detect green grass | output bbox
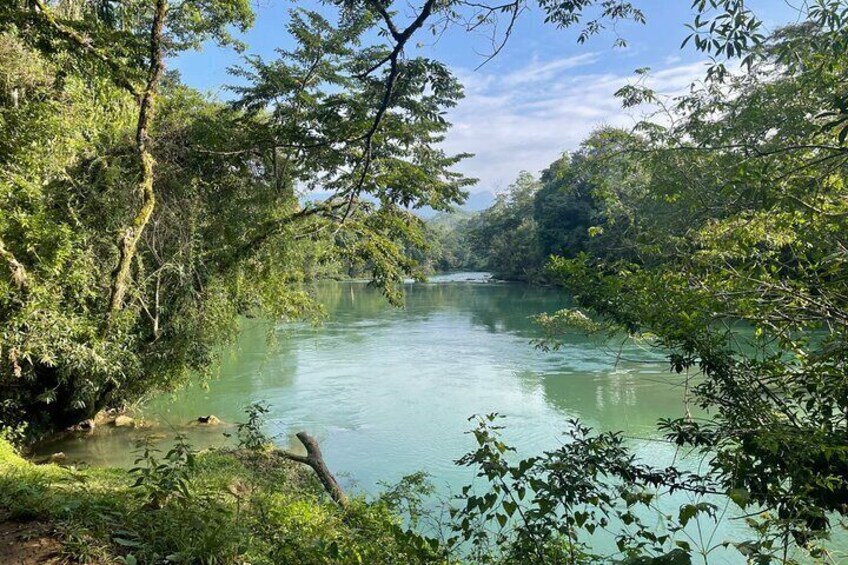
[0,435,449,564]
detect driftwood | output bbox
[280,432,348,508]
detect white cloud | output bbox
[442,56,707,191]
[499,53,601,86]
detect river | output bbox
[39,274,758,562]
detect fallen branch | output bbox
[280,432,348,508]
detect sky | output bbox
[173,0,805,193]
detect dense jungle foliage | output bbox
[427,127,650,280]
[3,0,848,563]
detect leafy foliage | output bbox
[130,434,197,509]
[540,17,848,562]
[0,2,470,436]
[0,433,448,564]
[4,0,848,562]
[231,401,273,451]
[436,128,642,281]
[464,172,544,281]
[420,6,848,560]
[450,414,718,564]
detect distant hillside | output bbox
[301,190,495,219]
[427,208,475,228]
[414,191,495,219]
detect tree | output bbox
[466,172,544,281]
[534,127,647,263]
[544,20,848,559]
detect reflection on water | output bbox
[41,275,689,481]
[38,275,756,562]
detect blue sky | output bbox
[173,0,803,192]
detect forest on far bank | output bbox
[420,139,614,282]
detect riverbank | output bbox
[0,434,444,564]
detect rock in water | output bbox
[197,415,220,425]
[72,419,95,433]
[113,415,134,428]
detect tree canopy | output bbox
[420,9,848,558]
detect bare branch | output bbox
[279,432,348,508]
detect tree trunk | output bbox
[107,0,167,321]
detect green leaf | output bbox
[678,504,698,527]
[113,537,142,547]
[727,488,750,507]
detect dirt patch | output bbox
[0,520,63,564]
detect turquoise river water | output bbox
[38,274,829,563]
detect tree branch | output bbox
[30,0,140,97]
[280,431,348,508]
[340,0,438,223]
[368,0,403,41]
[234,197,349,259]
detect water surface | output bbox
[42,275,753,561]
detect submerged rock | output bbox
[48,452,66,464]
